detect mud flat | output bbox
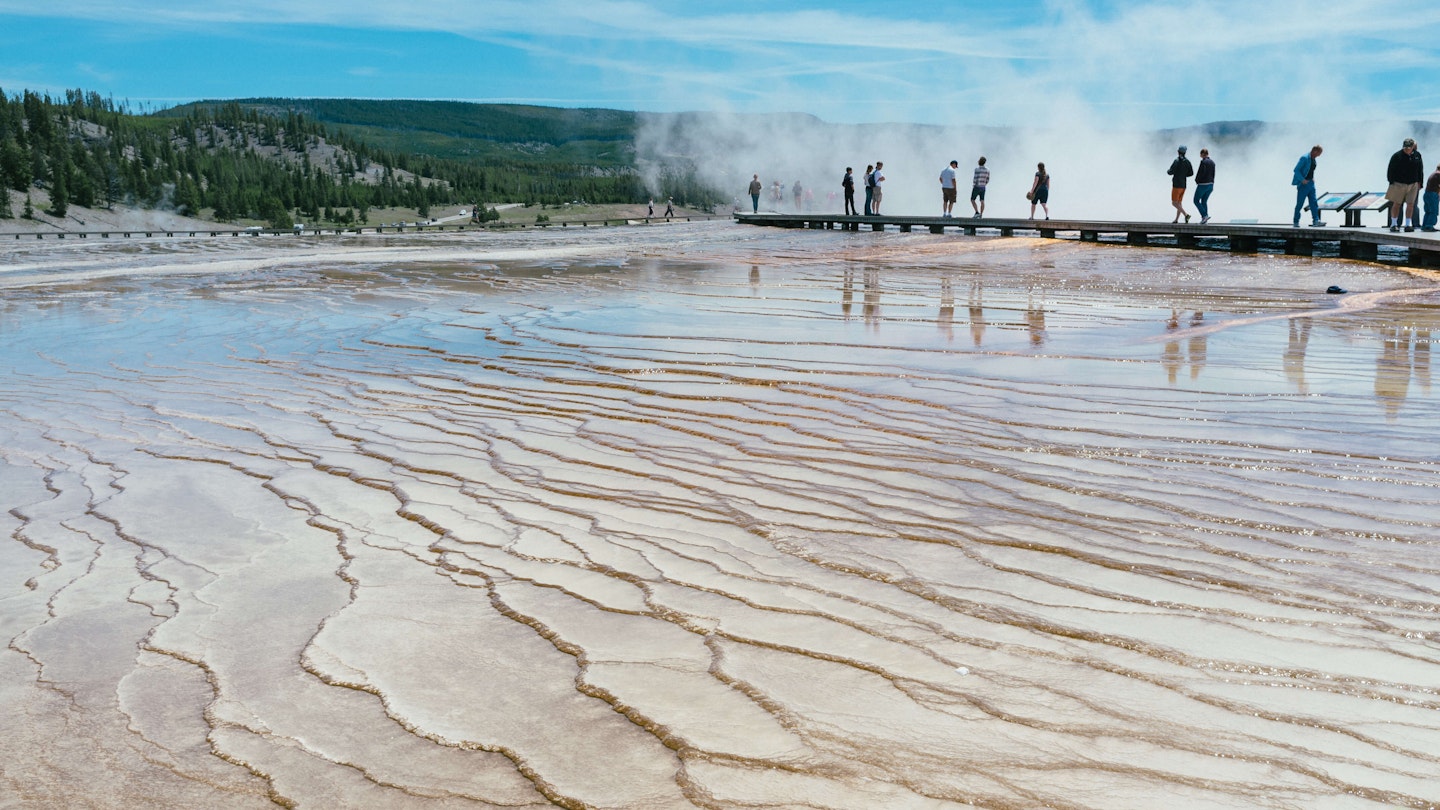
[3,223,1440,808]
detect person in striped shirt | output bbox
[970,157,991,218]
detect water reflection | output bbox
[938,276,954,341]
[863,266,881,330]
[1162,308,1208,384]
[1374,324,1433,419]
[968,281,986,346]
[1284,317,1313,394]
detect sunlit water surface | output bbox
[3,224,1440,809]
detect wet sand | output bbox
[3,223,1440,808]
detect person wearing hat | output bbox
[1167,145,1194,223]
[1385,138,1424,232]
[939,160,959,217]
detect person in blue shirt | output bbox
[1292,145,1324,227]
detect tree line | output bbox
[0,89,720,225]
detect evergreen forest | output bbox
[0,89,720,226]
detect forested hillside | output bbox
[1,89,719,227]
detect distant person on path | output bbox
[970,157,990,218]
[1292,145,1324,227]
[792,180,803,211]
[871,162,886,215]
[648,198,655,218]
[1385,138,1424,232]
[939,160,959,217]
[664,197,674,218]
[748,174,762,213]
[1424,163,1440,232]
[771,180,783,209]
[863,164,875,215]
[1167,145,1194,223]
[842,167,857,215]
[1193,148,1216,224]
[1027,162,1050,219]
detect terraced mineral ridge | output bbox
[3,222,1439,808]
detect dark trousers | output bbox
[844,189,856,215]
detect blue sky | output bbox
[3,0,1440,128]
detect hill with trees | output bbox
[0,89,720,228]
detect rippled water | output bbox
[3,224,1440,809]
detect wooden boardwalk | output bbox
[734,212,1440,267]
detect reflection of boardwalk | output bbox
[735,212,1440,267]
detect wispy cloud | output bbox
[4,0,1440,126]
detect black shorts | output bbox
[970,186,987,201]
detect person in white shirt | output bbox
[939,160,958,217]
[871,161,886,215]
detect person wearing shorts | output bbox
[971,157,990,218]
[871,161,885,215]
[939,160,958,217]
[1028,162,1049,219]
[1167,145,1193,223]
[1385,138,1424,232]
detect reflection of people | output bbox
[1425,164,1440,232]
[1375,326,1412,421]
[842,167,857,215]
[1386,138,1424,232]
[1026,288,1046,347]
[1167,145,1193,223]
[748,174,762,213]
[863,267,881,329]
[938,276,954,341]
[970,157,989,218]
[841,267,854,319]
[1193,148,1216,224]
[1187,311,1206,380]
[939,160,958,217]
[968,282,986,346]
[1028,162,1050,219]
[1292,145,1324,227]
[1284,317,1312,394]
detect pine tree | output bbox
[0,188,11,219]
[49,168,68,217]
[23,192,34,219]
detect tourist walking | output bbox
[1193,148,1216,224]
[1027,162,1050,219]
[664,197,674,218]
[792,180,804,212]
[871,161,886,215]
[970,157,990,218]
[748,174,762,213]
[1385,138,1424,232]
[1424,163,1440,232]
[842,168,857,215]
[1292,145,1324,227]
[939,160,959,217]
[1167,145,1193,223]
[771,180,783,210]
[862,164,875,216]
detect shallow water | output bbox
[3,224,1440,809]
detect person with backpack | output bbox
[863,164,875,216]
[842,167,857,215]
